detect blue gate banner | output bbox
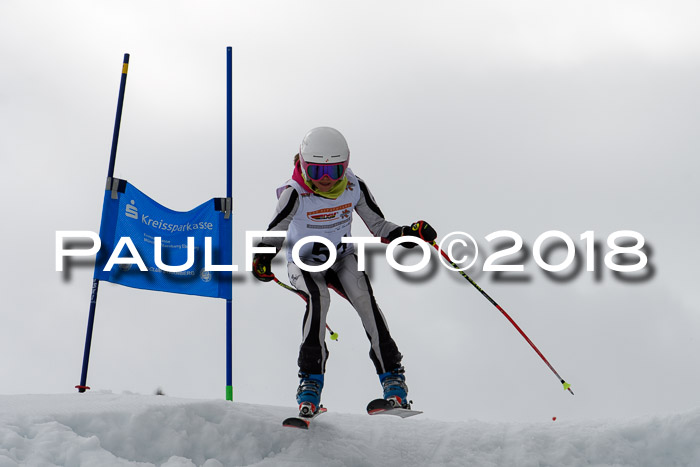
[94,179,232,299]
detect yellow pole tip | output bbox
[331,333,339,341]
[562,382,571,390]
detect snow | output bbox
[1,393,699,467]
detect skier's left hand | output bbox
[402,220,437,242]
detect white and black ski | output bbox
[366,399,422,418]
[282,406,327,429]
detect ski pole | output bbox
[430,241,574,395]
[272,276,339,341]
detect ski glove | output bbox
[402,220,437,243]
[252,244,276,282]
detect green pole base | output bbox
[226,385,233,401]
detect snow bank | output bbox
[0,392,698,467]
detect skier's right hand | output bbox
[252,252,275,282]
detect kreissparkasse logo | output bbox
[125,200,138,219]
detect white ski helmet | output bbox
[299,127,350,181]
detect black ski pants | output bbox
[287,254,403,375]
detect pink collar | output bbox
[292,161,314,194]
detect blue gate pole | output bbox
[225,47,234,401]
[77,53,130,393]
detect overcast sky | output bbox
[2,0,699,423]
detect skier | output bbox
[252,127,437,417]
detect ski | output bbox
[366,399,423,418]
[282,406,327,429]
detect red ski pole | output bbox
[431,241,574,395]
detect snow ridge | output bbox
[0,393,698,467]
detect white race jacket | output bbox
[263,168,401,264]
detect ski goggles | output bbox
[304,163,346,181]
